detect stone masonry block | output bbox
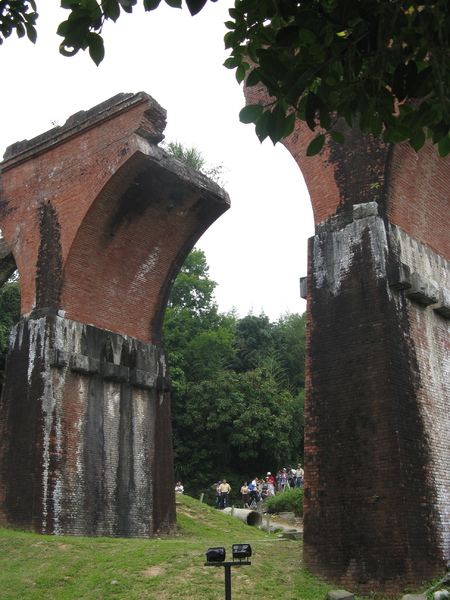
[433,289,450,318]
[353,201,379,220]
[101,362,130,383]
[406,272,440,305]
[48,348,69,367]
[387,260,411,291]
[157,375,172,392]
[130,369,157,390]
[70,354,100,375]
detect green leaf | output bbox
[299,29,316,44]
[255,108,272,143]
[15,23,25,38]
[371,114,383,139]
[223,56,240,69]
[330,130,345,144]
[103,0,120,20]
[284,67,311,104]
[319,109,331,131]
[258,53,290,78]
[236,64,246,84]
[283,112,296,138]
[25,22,37,43]
[437,135,450,158]
[185,0,207,16]
[430,120,450,144]
[409,128,426,153]
[223,31,233,49]
[275,25,299,47]
[165,0,182,8]
[267,104,287,145]
[239,104,264,124]
[306,134,325,156]
[392,61,417,102]
[87,32,105,65]
[143,0,161,8]
[245,68,260,87]
[305,92,322,131]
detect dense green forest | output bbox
[0,249,306,504]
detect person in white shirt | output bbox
[294,464,304,487]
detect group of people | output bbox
[176,464,304,508]
[240,465,304,507]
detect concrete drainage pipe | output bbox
[222,507,263,527]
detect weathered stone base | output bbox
[0,314,175,537]
[303,203,450,593]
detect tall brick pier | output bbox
[299,132,450,594]
[243,81,450,593]
[0,92,229,537]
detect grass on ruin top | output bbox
[0,494,334,600]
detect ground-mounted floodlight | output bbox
[204,543,252,600]
[205,547,226,562]
[232,543,252,561]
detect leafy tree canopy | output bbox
[163,248,306,498]
[3,0,449,156]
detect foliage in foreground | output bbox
[265,486,304,517]
[3,1,449,157]
[0,493,337,600]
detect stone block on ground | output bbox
[326,590,354,600]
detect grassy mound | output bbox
[0,494,380,599]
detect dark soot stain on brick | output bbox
[36,202,63,310]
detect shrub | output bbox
[265,487,303,516]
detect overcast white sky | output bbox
[0,1,314,321]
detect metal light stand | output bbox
[204,560,251,600]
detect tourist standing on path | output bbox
[266,472,276,495]
[219,479,231,508]
[294,464,304,487]
[240,482,250,507]
[281,468,289,491]
[175,481,184,494]
[215,481,222,508]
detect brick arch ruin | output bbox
[0,92,229,537]
[0,91,449,595]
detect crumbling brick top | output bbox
[2,92,166,169]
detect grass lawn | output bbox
[0,494,378,600]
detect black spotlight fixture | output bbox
[204,543,252,600]
[205,547,226,563]
[232,543,252,561]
